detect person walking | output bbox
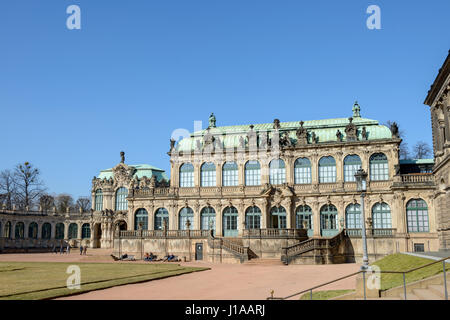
[79,245,83,255]
[59,240,63,255]
[66,243,70,254]
[83,245,87,255]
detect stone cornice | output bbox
[425,50,450,106]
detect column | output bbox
[51,223,56,239]
[169,205,177,230]
[194,206,201,230]
[215,205,223,236]
[216,163,222,187]
[336,152,344,184]
[311,154,318,184]
[37,222,42,239]
[64,223,69,240]
[312,201,321,237]
[238,161,245,186]
[77,223,82,239]
[260,200,268,229]
[285,200,293,229]
[285,156,294,185]
[147,205,154,231]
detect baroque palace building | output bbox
[1,51,448,263]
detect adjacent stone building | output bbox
[424,50,450,252]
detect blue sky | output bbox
[0,0,449,199]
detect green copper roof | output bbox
[176,116,393,152]
[97,164,168,181]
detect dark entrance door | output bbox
[195,243,203,260]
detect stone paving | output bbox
[0,249,360,300]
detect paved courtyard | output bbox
[0,249,360,300]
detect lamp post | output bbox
[355,167,369,270]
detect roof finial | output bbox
[120,151,125,163]
[352,101,361,118]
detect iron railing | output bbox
[267,256,449,300]
[345,228,396,238]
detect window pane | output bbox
[245,161,261,186]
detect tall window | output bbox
[294,158,312,184]
[82,223,91,238]
[55,223,64,239]
[201,162,216,187]
[406,199,429,232]
[372,202,392,229]
[245,160,261,186]
[201,207,216,232]
[15,222,25,239]
[223,206,238,237]
[344,155,362,182]
[68,223,78,239]
[134,208,148,230]
[115,187,128,211]
[296,205,313,236]
[179,163,194,187]
[179,207,194,230]
[320,205,338,236]
[4,221,11,239]
[370,153,389,181]
[270,206,287,229]
[222,162,238,186]
[319,156,336,183]
[42,223,52,239]
[95,189,103,211]
[28,222,38,239]
[155,208,169,230]
[345,204,361,229]
[269,159,286,185]
[245,206,261,229]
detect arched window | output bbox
[28,222,38,239]
[68,223,78,239]
[179,207,194,230]
[179,163,194,187]
[42,223,52,239]
[115,187,128,211]
[55,223,64,239]
[296,205,313,236]
[154,208,169,230]
[201,162,216,187]
[15,222,25,239]
[370,153,389,181]
[270,206,287,229]
[245,160,261,186]
[294,158,312,184]
[201,207,216,232]
[4,221,11,239]
[269,159,286,185]
[223,206,238,237]
[134,209,148,230]
[245,206,261,230]
[81,223,91,239]
[406,199,429,232]
[320,205,338,237]
[319,156,336,183]
[222,162,238,186]
[344,155,362,182]
[372,202,392,229]
[95,189,103,211]
[345,204,361,229]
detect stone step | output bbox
[398,293,420,300]
[412,288,443,300]
[244,258,284,265]
[427,284,448,299]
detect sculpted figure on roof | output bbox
[345,117,358,141]
[296,121,308,145]
[247,125,258,150]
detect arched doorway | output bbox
[93,223,102,248]
[115,220,127,232]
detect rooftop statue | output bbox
[352,101,361,118]
[120,151,125,163]
[209,113,216,128]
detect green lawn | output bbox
[299,289,354,300]
[0,262,208,300]
[371,253,447,291]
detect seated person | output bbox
[144,252,150,261]
[167,254,176,261]
[163,253,171,262]
[120,253,128,260]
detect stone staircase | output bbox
[243,258,284,266]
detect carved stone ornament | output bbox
[112,163,136,187]
[345,117,358,141]
[273,119,281,130]
[390,122,400,139]
[296,121,308,145]
[336,130,343,142]
[280,132,292,147]
[311,132,317,144]
[247,125,258,149]
[361,126,368,140]
[203,128,215,151]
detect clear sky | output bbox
[0,0,449,199]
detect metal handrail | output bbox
[267,255,450,300]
